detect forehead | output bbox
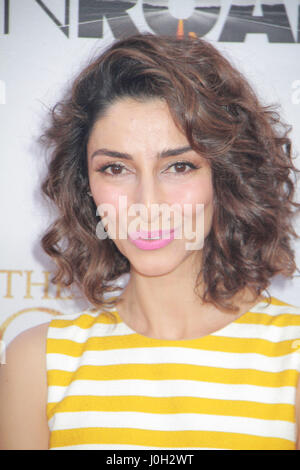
[87,97,189,152]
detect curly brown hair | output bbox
[40,33,300,313]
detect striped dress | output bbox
[46,296,300,450]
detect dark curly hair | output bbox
[40,33,300,313]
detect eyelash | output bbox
[96,161,200,177]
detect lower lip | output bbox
[128,230,175,251]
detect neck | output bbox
[115,255,263,340]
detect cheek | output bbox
[92,184,134,238]
[167,177,214,207]
[92,183,126,207]
[177,178,214,247]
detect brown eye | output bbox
[174,163,188,173]
[166,161,199,175]
[110,164,123,175]
[97,163,127,176]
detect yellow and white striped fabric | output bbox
[46,296,300,450]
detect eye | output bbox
[165,161,199,175]
[96,160,200,177]
[96,162,129,177]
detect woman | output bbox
[1,34,300,450]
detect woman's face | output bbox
[87,97,214,277]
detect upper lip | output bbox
[130,228,175,239]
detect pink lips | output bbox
[128,228,175,250]
[133,229,175,239]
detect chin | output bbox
[114,240,197,277]
[130,259,180,278]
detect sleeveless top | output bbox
[46,296,300,450]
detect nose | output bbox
[133,174,162,228]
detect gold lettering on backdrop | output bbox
[54,280,73,300]
[0,269,75,340]
[24,270,51,299]
[0,270,74,300]
[0,307,64,341]
[0,270,23,298]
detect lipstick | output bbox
[128,228,175,251]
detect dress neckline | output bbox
[107,296,270,343]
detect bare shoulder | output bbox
[0,321,51,450]
[5,321,51,357]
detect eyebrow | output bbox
[90,146,193,161]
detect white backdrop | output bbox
[1,0,300,349]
